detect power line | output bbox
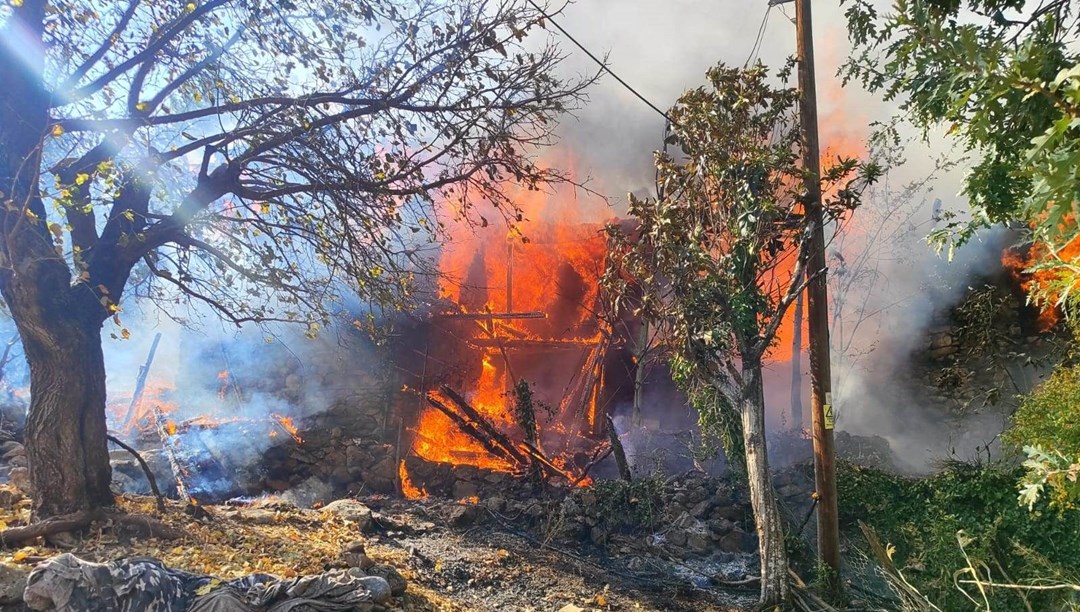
[745,4,773,67]
[524,0,676,127]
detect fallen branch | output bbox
[106,434,166,513]
[0,511,94,547]
[0,510,185,547]
[956,579,1080,592]
[573,443,613,485]
[518,440,576,482]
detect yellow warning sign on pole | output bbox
[824,392,834,429]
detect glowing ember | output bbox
[218,370,231,399]
[399,460,428,499]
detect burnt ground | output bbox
[0,482,761,611]
[366,499,759,611]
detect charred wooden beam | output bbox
[606,414,632,482]
[467,338,600,349]
[151,405,192,503]
[424,394,521,466]
[519,440,576,482]
[436,312,545,320]
[120,332,162,432]
[436,386,531,466]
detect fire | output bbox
[405,156,611,485]
[218,370,230,400]
[271,413,304,444]
[1002,232,1080,331]
[399,460,428,499]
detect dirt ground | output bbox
[0,489,757,611]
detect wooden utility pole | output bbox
[793,0,841,581]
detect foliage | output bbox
[842,0,1080,309]
[1,0,594,331]
[512,379,538,444]
[603,62,872,455]
[838,461,1080,610]
[1015,445,1080,513]
[1004,363,1080,460]
[586,475,665,532]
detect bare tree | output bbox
[0,0,595,519]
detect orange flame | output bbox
[1002,231,1080,332]
[406,155,610,486]
[271,413,304,444]
[399,460,428,499]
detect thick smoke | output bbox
[550,0,1019,472]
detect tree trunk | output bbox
[740,360,789,605]
[1,0,114,519]
[22,317,114,519]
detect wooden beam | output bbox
[424,394,520,466]
[437,386,530,466]
[467,338,599,349]
[436,312,545,321]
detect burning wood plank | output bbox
[518,440,577,482]
[437,312,546,320]
[151,404,192,504]
[606,414,632,482]
[424,394,523,468]
[426,386,586,483]
[436,386,531,466]
[119,332,162,433]
[466,338,600,349]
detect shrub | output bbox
[838,461,1080,611]
[1003,364,1080,459]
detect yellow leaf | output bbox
[186,2,196,11]
[11,0,25,8]
[50,124,63,137]
[135,102,148,111]
[193,91,202,103]
[194,578,221,596]
[120,328,130,340]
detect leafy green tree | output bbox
[0,0,592,519]
[604,63,872,605]
[842,0,1079,306]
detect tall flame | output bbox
[406,156,610,481]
